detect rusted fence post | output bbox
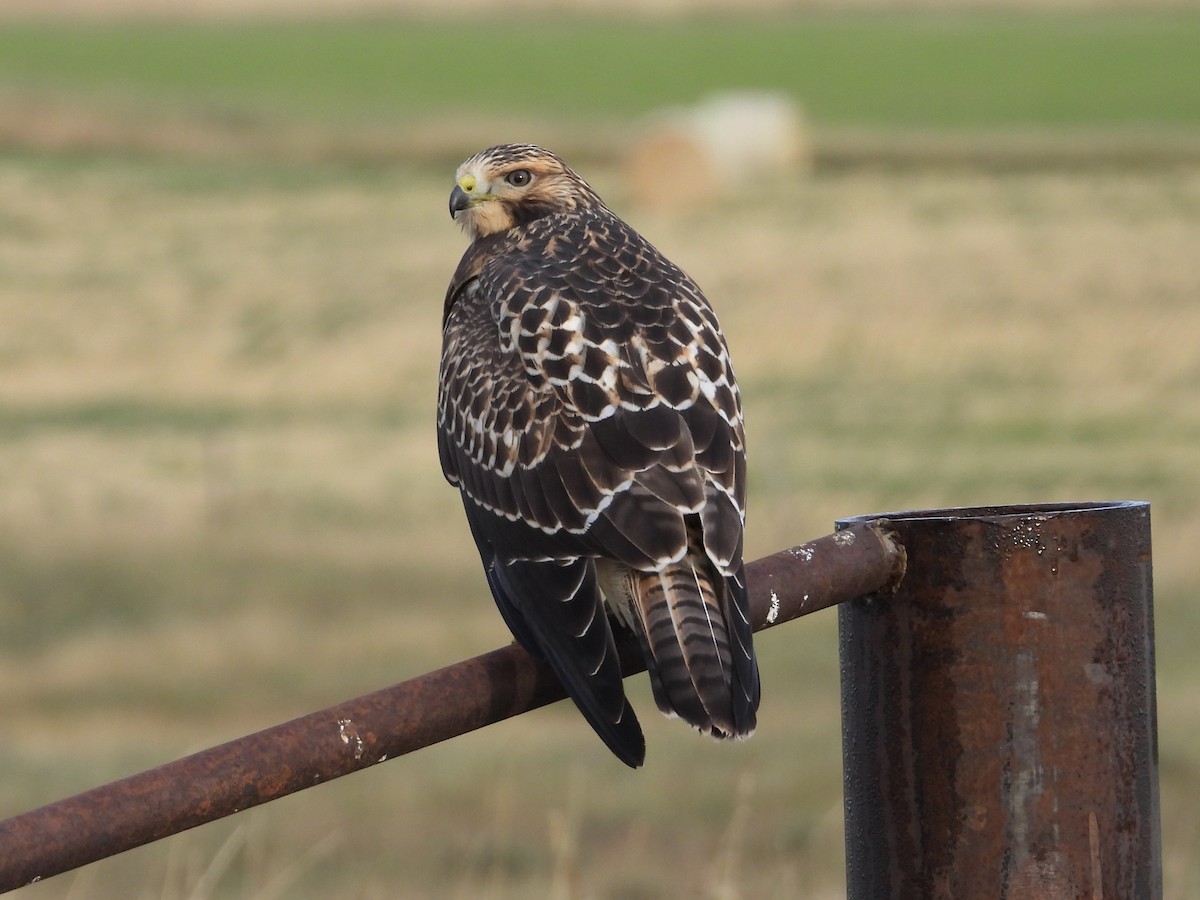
[0,524,904,892]
[838,501,1161,899]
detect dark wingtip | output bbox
[483,553,648,768]
[601,702,647,768]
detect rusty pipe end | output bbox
[837,501,1159,899]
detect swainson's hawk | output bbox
[439,144,758,767]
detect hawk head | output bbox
[450,143,605,240]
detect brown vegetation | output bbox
[2,141,1199,895]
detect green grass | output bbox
[0,13,1198,130]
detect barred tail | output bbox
[630,535,758,739]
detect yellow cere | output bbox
[458,174,477,193]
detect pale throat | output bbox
[462,200,514,240]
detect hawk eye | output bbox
[505,169,532,187]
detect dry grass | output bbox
[2,151,1199,897]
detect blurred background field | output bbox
[2,4,1199,898]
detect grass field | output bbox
[2,11,1199,899]
[1,13,1199,136]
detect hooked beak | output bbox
[449,184,472,218]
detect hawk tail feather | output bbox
[631,534,758,740]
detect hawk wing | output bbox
[438,207,754,764]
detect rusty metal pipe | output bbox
[0,522,903,892]
[838,501,1161,899]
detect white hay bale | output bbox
[625,91,809,210]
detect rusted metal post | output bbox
[0,523,903,893]
[838,501,1160,899]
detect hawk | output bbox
[438,143,758,767]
